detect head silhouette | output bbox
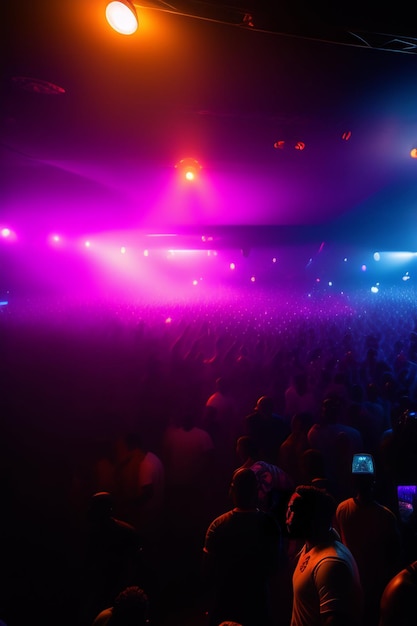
[230,468,258,509]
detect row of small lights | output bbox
[2,227,414,293]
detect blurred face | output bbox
[286,492,308,538]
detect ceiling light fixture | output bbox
[106,0,138,34]
[175,158,202,181]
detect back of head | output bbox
[236,435,258,461]
[217,376,231,395]
[89,491,113,523]
[230,468,258,509]
[255,395,274,415]
[110,586,149,626]
[321,396,342,424]
[301,448,326,480]
[294,484,337,529]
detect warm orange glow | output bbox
[175,157,202,181]
[410,148,417,159]
[106,1,138,35]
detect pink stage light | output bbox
[49,234,62,245]
[1,227,17,242]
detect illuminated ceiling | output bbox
[2,0,417,250]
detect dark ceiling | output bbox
[2,0,417,251]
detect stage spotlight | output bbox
[106,0,138,34]
[175,158,202,181]
[1,227,16,242]
[410,148,417,159]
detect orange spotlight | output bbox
[175,158,202,181]
[106,1,138,35]
[410,148,417,159]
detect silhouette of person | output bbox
[335,461,403,626]
[76,492,150,626]
[202,467,282,626]
[92,585,150,626]
[244,395,288,465]
[378,560,417,626]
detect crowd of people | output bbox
[2,283,417,626]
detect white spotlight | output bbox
[106,1,138,35]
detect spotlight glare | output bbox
[373,252,381,261]
[106,1,138,35]
[230,262,236,270]
[120,246,127,254]
[175,158,202,181]
[1,228,11,238]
